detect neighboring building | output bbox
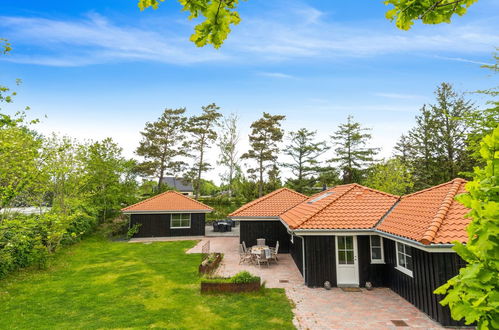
[160,177,194,196]
[229,179,469,327]
[0,206,51,215]
[122,190,213,237]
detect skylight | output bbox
[307,191,333,204]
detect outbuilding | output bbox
[122,190,213,237]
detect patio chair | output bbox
[212,222,219,232]
[256,238,266,246]
[239,244,253,264]
[242,241,249,253]
[270,241,279,263]
[255,250,270,268]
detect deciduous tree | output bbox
[217,113,240,197]
[365,158,414,195]
[242,112,285,197]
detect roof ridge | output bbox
[419,180,463,245]
[402,178,467,199]
[229,188,304,216]
[294,184,358,228]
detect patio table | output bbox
[250,245,269,254]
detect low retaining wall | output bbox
[200,281,261,293]
[199,253,223,274]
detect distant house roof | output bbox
[160,177,193,192]
[377,178,469,245]
[229,188,308,218]
[0,206,51,215]
[281,184,399,230]
[122,190,213,213]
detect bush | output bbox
[231,271,260,284]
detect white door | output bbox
[336,235,359,287]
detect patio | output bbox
[188,237,442,329]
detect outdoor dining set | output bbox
[212,219,235,232]
[239,238,279,267]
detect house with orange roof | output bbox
[122,190,213,237]
[229,178,470,327]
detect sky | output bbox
[1,0,498,184]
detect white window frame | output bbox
[170,213,191,229]
[395,242,413,277]
[369,235,385,264]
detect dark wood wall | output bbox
[357,235,388,287]
[303,236,336,287]
[289,235,303,275]
[130,213,205,237]
[239,220,291,252]
[383,239,465,326]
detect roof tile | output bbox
[122,190,213,213]
[229,188,308,217]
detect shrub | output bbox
[231,271,260,284]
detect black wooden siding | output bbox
[289,235,303,275]
[239,220,291,252]
[130,213,205,237]
[303,236,336,287]
[358,235,388,287]
[383,238,465,326]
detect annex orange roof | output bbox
[377,178,470,245]
[229,188,308,218]
[121,190,213,213]
[282,184,399,230]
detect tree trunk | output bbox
[196,148,204,200]
[259,158,263,197]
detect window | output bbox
[171,213,191,229]
[337,236,354,265]
[396,242,413,277]
[370,236,384,264]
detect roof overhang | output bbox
[228,216,280,221]
[122,209,212,214]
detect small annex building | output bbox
[229,178,470,326]
[122,190,213,237]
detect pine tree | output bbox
[282,128,329,193]
[330,115,378,184]
[242,112,285,197]
[187,103,222,199]
[135,108,190,189]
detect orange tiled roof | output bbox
[282,184,399,230]
[121,190,213,213]
[229,188,308,218]
[377,178,469,245]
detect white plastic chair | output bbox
[256,238,266,246]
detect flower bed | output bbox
[198,253,223,274]
[201,271,261,293]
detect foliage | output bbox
[127,223,142,239]
[217,113,240,197]
[231,270,260,283]
[186,103,222,199]
[435,125,499,329]
[1,38,12,54]
[283,128,329,194]
[365,158,414,195]
[135,108,190,188]
[330,115,378,184]
[137,0,241,48]
[0,238,295,329]
[242,112,286,197]
[200,195,244,220]
[384,0,479,30]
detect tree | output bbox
[435,125,499,329]
[217,113,240,197]
[135,108,190,189]
[330,115,378,184]
[393,133,415,169]
[242,112,285,197]
[282,128,329,193]
[365,158,414,195]
[187,103,222,199]
[137,1,478,48]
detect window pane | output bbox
[371,236,380,247]
[346,251,354,264]
[338,236,345,250]
[371,247,381,260]
[345,237,353,250]
[397,242,404,253]
[338,251,345,264]
[171,219,181,227]
[398,252,406,268]
[406,255,413,271]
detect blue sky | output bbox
[1,0,498,182]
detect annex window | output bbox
[395,242,413,277]
[171,213,191,229]
[370,236,384,264]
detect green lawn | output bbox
[0,237,295,329]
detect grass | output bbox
[0,236,295,329]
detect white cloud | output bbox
[433,55,494,66]
[257,72,294,79]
